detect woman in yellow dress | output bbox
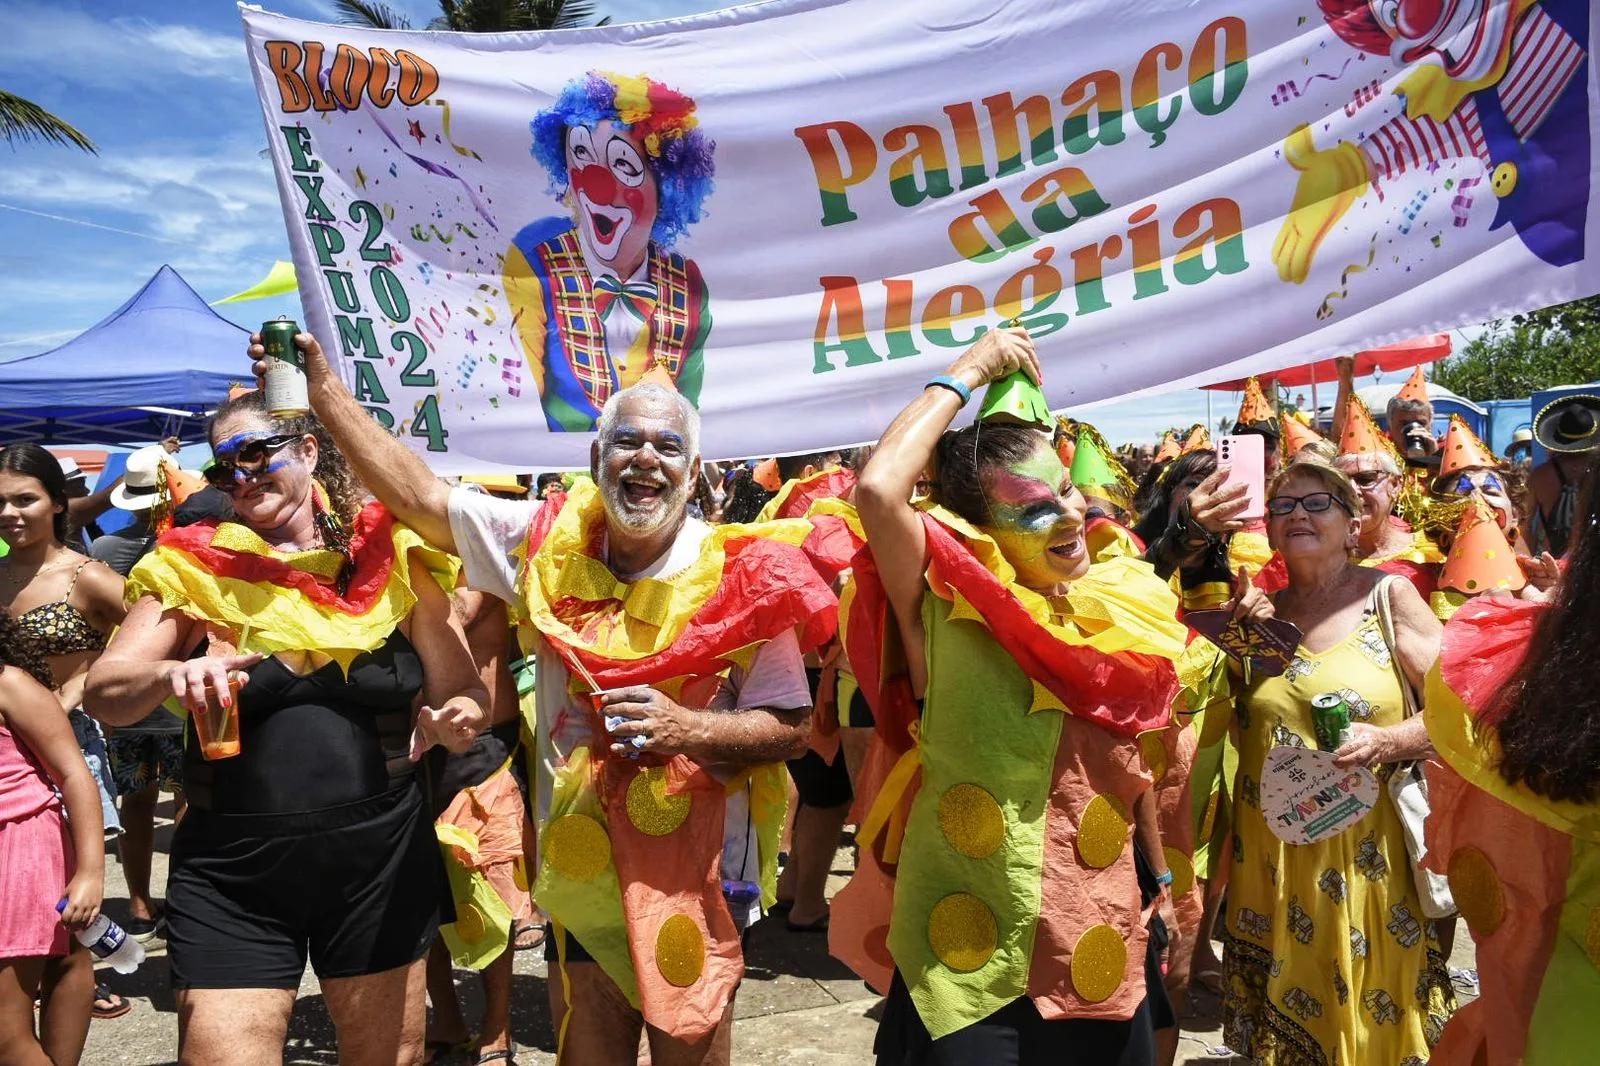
[1221,462,1454,1065]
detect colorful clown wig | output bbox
[529,71,716,248]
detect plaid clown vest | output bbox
[506,217,709,432]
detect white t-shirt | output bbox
[447,487,811,924]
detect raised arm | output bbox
[855,327,1040,696]
[249,332,456,552]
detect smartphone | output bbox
[1216,434,1266,521]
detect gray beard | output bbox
[601,471,690,536]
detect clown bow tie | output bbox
[593,275,658,321]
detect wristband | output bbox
[926,375,972,405]
[1155,869,1174,887]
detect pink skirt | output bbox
[0,803,73,958]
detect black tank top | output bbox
[184,630,423,815]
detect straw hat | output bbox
[110,445,169,512]
[1532,394,1600,454]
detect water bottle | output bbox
[55,901,146,974]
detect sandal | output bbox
[1191,968,1224,998]
[785,912,830,933]
[475,1052,515,1065]
[511,921,545,952]
[92,984,131,1020]
[424,1036,476,1063]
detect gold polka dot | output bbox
[927,893,997,973]
[1448,846,1504,936]
[938,784,1006,859]
[1077,794,1130,869]
[542,814,612,883]
[654,914,705,987]
[1484,549,1497,560]
[1141,733,1169,783]
[455,902,486,942]
[1163,847,1195,899]
[626,766,691,837]
[1585,909,1600,970]
[1071,924,1127,1003]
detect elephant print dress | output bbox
[1221,606,1454,1066]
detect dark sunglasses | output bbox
[1266,492,1352,517]
[204,434,303,492]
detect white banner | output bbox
[242,0,1600,471]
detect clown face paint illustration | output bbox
[1367,0,1511,81]
[566,119,659,280]
[980,444,1090,593]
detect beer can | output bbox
[1311,692,1352,752]
[260,317,310,418]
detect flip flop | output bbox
[1191,968,1224,998]
[92,984,131,1020]
[511,921,545,951]
[475,1052,515,1066]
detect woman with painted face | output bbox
[848,328,1188,1066]
[0,443,129,1046]
[84,390,489,1066]
[1218,461,1455,1066]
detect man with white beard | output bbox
[248,334,837,1066]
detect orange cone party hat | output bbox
[1280,414,1323,459]
[1232,377,1279,437]
[752,457,782,492]
[1437,414,1498,479]
[1339,395,1395,460]
[1438,492,1525,595]
[1154,431,1181,463]
[1395,365,1430,405]
[1180,424,1211,454]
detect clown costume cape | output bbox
[826,501,1184,1037]
[1424,596,1600,1066]
[514,481,837,1043]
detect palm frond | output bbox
[330,0,412,28]
[0,90,95,152]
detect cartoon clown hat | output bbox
[1180,424,1212,454]
[1395,365,1430,405]
[1232,377,1279,438]
[1154,431,1181,463]
[1437,414,1498,479]
[638,363,677,391]
[1438,492,1525,595]
[752,457,782,492]
[1280,414,1323,459]
[1339,395,1395,460]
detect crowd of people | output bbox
[1,324,1596,1066]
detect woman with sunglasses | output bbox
[1219,461,1454,1066]
[85,389,489,1066]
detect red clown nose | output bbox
[572,164,619,205]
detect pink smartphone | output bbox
[1216,434,1266,521]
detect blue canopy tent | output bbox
[0,266,251,446]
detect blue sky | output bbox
[1,0,1457,445]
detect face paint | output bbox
[979,446,1089,591]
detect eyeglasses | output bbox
[1266,492,1353,517]
[204,434,303,492]
[1441,471,1505,498]
[1347,470,1391,489]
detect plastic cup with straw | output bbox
[196,621,247,760]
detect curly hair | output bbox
[1487,453,1600,802]
[208,390,364,525]
[529,71,716,248]
[720,467,774,525]
[0,608,54,688]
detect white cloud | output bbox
[0,2,250,88]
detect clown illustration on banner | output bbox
[1276,0,1589,283]
[505,73,716,432]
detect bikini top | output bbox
[12,560,107,657]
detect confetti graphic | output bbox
[427,99,483,161]
[1397,191,1429,235]
[1270,57,1356,106]
[1316,235,1377,321]
[1451,177,1481,228]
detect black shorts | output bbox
[167,784,444,989]
[786,748,853,809]
[874,971,1155,1066]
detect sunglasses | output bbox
[204,434,303,492]
[1266,492,1352,517]
[1441,471,1505,498]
